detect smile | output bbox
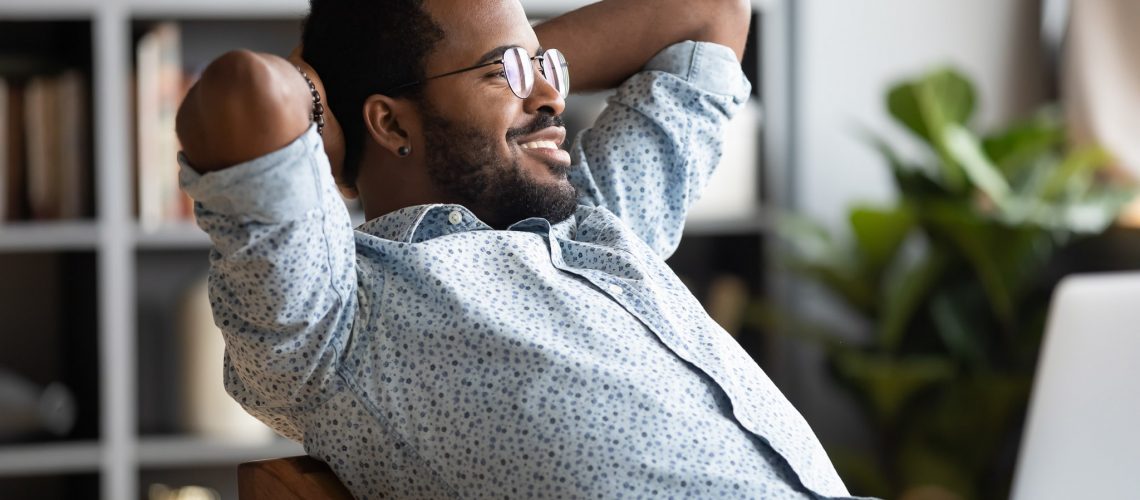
[519,140,561,150]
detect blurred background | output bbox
[0,0,1137,498]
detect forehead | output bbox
[422,0,539,71]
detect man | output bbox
[176,0,858,498]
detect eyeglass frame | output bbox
[383,46,569,99]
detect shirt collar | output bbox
[357,204,491,243]
[357,204,583,243]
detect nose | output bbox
[523,69,565,116]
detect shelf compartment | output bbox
[135,248,283,450]
[0,20,97,223]
[135,248,210,437]
[0,471,99,500]
[0,251,100,443]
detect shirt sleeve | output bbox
[567,41,751,258]
[178,124,357,439]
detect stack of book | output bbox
[136,22,193,230]
[0,70,90,222]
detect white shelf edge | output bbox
[134,222,211,250]
[1,0,773,20]
[0,0,774,19]
[0,440,103,477]
[136,436,304,468]
[0,1,98,17]
[684,212,771,237]
[124,0,589,19]
[0,221,101,252]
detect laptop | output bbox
[1011,272,1140,499]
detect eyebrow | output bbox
[474,44,545,65]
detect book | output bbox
[137,22,189,229]
[24,75,60,220]
[4,80,27,221]
[17,71,90,221]
[56,70,88,220]
[0,77,7,222]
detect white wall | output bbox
[794,0,1046,228]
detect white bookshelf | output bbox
[0,0,790,498]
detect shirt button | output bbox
[447,210,463,225]
[608,284,624,296]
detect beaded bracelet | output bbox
[293,64,325,136]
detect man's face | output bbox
[416,0,577,229]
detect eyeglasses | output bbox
[385,47,569,99]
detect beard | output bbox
[420,105,578,230]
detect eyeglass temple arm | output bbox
[383,60,506,95]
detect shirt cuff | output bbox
[643,40,751,98]
[178,123,327,223]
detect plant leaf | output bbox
[923,202,1016,326]
[1038,146,1113,201]
[929,289,988,367]
[865,133,950,198]
[1000,188,1136,234]
[775,214,878,314]
[981,109,1065,175]
[878,245,950,351]
[887,68,976,143]
[887,68,976,191]
[912,374,1033,472]
[850,204,917,280]
[832,352,956,427]
[943,124,1012,204]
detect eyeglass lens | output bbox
[541,49,570,98]
[503,47,535,99]
[503,47,570,99]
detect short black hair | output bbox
[301,0,445,187]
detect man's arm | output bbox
[175,49,357,438]
[537,1,753,258]
[534,0,750,92]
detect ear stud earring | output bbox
[397,146,411,157]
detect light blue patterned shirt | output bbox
[180,41,856,499]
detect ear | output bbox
[363,94,418,156]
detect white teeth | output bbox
[519,140,558,150]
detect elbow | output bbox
[175,50,306,171]
[176,50,265,147]
[696,0,751,60]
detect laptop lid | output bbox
[1010,272,1140,499]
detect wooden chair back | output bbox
[238,455,355,500]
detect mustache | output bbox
[506,112,565,140]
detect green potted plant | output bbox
[764,68,1136,499]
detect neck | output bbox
[355,154,451,221]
